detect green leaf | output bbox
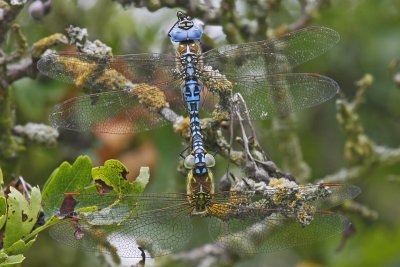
[70,163,149,224]
[40,158,149,227]
[0,196,7,229]
[0,168,3,186]
[3,187,41,254]
[5,238,36,255]
[0,252,25,266]
[0,252,6,262]
[91,160,149,195]
[41,156,93,216]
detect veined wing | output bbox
[230,73,339,118]
[201,26,339,77]
[300,183,361,210]
[48,82,183,134]
[211,184,361,211]
[39,53,187,133]
[207,183,358,254]
[208,209,349,255]
[37,52,179,91]
[46,192,194,258]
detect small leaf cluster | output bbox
[0,168,41,265]
[0,156,149,266]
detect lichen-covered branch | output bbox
[113,0,330,42]
[321,74,400,183]
[0,1,28,178]
[336,74,375,165]
[288,0,331,31]
[0,84,25,178]
[0,0,26,45]
[343,200,379,221]
[13,123,59,146]
[273,114,311,182]
[0,1,67,178]
[322,145,400,183]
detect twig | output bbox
[6,56,32,81]
[0,1,67,178]
[343,200,379,221]
[322,145,400,183]
[13,123,59,146]
[288,0,329,31]
[0,1,25,46]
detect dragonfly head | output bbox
[176,11,194,30]
[168,11,203,42]
[184,153,215,175]
[186,165,214,196]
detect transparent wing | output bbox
[37,52,179,89]
[48,83,183,134]
[108,203,193,257]
[208,210,349,255]
[308,184,361,210]
[205,73,339,119]
[44,192,191,218]
[47,192,194,258]
[207,183,358,254]
[212,184,361,210]
[202,26,339,76]
[38,53,189,133]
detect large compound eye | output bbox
[184,155,195,169]
[205,153,215,168]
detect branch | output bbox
[343,200,379,221]
[6,56,32,81]
[319,74,400,183]
[0,0,26,45]
[288,0,330,31]
[322,145,400,183]
[13,123,59,146]
[159,243,235,267]
[0,1,66,177]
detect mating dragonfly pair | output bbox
[38,11,356,259]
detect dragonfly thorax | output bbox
[190,185,212,215]
[176,41,202,55]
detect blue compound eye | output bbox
[205,154,215,168]
[184,155,195,169]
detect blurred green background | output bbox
[6,0,400,266]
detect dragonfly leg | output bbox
[179,144,191,159]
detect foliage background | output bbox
[1,0,399,266]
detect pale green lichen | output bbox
[132,83,168,110]
[31,33,68,58]
[336,74,375,164]
[13,123,59,146]
[203,65,233,117]
[231,178,336,226]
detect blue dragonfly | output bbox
[37,11,340,174]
